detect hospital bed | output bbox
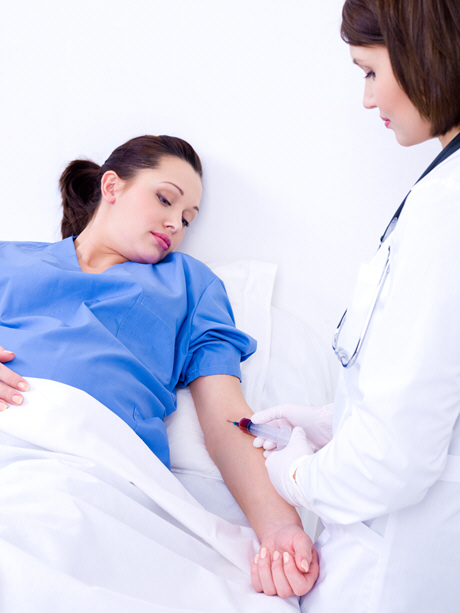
[0,260,335,613]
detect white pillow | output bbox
[261,306,337,409]
[210,260,277,412]
[166,385,222,479]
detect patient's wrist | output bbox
[256,508,303,543]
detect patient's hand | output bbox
[0,347,29,409]
[251,523,319,598]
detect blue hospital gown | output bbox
[0,238,256,467]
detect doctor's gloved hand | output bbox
[252,403,333,453]
[265,427,314,509]
[0,347,29,410]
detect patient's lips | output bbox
[151,232,171,250]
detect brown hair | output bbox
[60,135,202,238]
[341,0,460,136]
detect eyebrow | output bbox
[163,181,184,195]
[163,181,200,212]
[352,58,367,68]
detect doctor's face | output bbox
[350,45,432,147]
[104,156,202,265]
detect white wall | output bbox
[0,0,440,352]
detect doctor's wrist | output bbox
[289,455,313,510]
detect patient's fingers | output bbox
[0,347,15,364]
[0,357,29,408]
[252,548,316,598]
[0,382,26,407]
[281,551,312,597]
[254,548,277,596]
[297,545,319,594]
[250,554,263,592]
[271,551,295,598]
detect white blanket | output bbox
[0,378,300,612]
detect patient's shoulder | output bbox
[161,252,220,286]
[0,240,51,259]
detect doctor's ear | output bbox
[100,171,122,204]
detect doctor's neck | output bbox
[439,127,460,150]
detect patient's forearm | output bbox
[189,374,302,540]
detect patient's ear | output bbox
[101,171,120,204]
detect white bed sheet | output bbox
[0,378,301,613]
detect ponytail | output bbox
[59,160,102,238]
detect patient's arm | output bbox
[190,374,319,598]
[0,347,29,408]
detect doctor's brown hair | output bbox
[59,135,202,239]
[341,0,460,137]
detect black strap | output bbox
[380,131,460,244]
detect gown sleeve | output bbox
[295,165,460,525]
[177,278,257,387]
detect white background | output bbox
[0,0,440,351]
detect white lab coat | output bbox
[300,149,460,613]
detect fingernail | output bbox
[0,401,8,411]
[17,381,29,391]
[254,554,259,565]
[260,548,267,560]
[301,559,310,572]
[12,395,23,405]
[273,551,280,561]
[283,552,290,564]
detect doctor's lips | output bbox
[381,116,391,128]
[151,232,171,250]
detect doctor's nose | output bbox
[363,80,376,110]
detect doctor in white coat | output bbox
[250,0,460,610]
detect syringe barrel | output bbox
[246,421,292,449]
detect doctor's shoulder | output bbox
[396,153,460,239]
[409,148,460,202]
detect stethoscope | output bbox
[332,132,460,369]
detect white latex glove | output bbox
[252,403,333,453]
[265,427,314,508]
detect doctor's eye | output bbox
[157,193,171,206]
[364,71,375,79]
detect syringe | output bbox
[228,417,292,450]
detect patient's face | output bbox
[106,156,202,265]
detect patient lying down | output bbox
[0,135,318,611]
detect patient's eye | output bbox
[364,70,375,79]
[182,217,190,228]
[157,193,171,206]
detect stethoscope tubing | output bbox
[332,132,460,370]
[332,246,391,368]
